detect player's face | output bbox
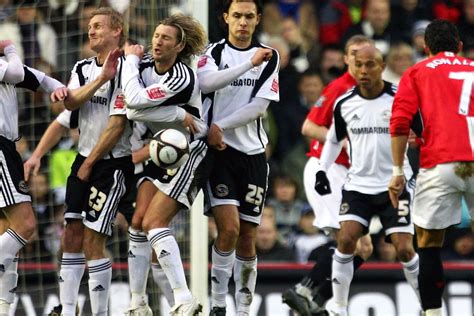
[224,1,260,48]
[345,42,372,74]
[88,15,120,52]
[151,24,183,65]
[354,51,385,90]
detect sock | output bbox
[211,245,235,308]
[0,299,10,316]
[234,255,257,314]
[418,248,445,310]
[0,256,18,304]
[88,258,112,316]
[128,228,151,308]
[305,245,334,289]
[148,228,192,305]
[59,252,86,316]
[151,262,175,306]
[331,250,354,307]
[0,229,26,277]
[401,253,420,302]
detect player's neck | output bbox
[155,60,174,74]
[95,44,119,65]
[360,80,384,99]
[228,36,252,49]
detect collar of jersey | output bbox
[225,38,259,51]
[354,80,392,100]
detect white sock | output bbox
[234,255,257,314]
[211,245,235,308]
[0,256,18,304]
[331,250,354,307]
[128,228,151,308]
[60,252,85,316]
[401,253,420,302]
[151,262,175,306]
[0,229,26,277]
[425,308,442,316]
[88,258,112,316]
[0,299,10,316]
[148,228,192,305]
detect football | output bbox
[149,129,190,169]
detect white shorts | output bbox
[153,139,208,210]
[303,157,347,232]
[413,162,474,229]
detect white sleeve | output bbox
[215,97,269,130]
[197,53,254,94]
[0,45,24,84]
[56,110,72,129]
[38,74,65,93]
[320,124,344,171]
[126,106,186,123]
[122,55,193,109]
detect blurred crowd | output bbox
[1,0,472,265]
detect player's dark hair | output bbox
[424,19,460,55]
[159,14,208,62]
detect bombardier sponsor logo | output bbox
[350,126,389,135]
[90,95,108,106]
[231,78,256,87]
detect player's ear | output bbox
[223,12,229,24]
[256,13,261,25]
[457,41,463,54]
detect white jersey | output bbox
[198,39,280,154]
[329,81,413,194]
[68,56,131,158]
[0,60,54,141]
[122,54,204,139]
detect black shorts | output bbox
[205,146,269,224]
[0,136,31,207]
[340,183,414,237]
[65,154,134,235]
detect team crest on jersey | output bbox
[315,96,326,107]
[18,181,29,194]
[382,110,391,122]
[114,94,125,109]
[215,184,229,197]
[271,78,279,93]
[339,202,350,215]
[198,56,207,68]
[146,87,166,100]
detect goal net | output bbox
[3,0,207,314]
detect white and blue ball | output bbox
[149,129,190,169]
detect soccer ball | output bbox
[149,129,190,169]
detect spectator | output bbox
[382,42,415,84]
[317,0,352,46]
[342,0,402,55]
[256,214,296,262]
[280,16,310,72]
[412,19,430,62]
[442,229,474,260]
[391,0,432,43]
[458,0,474,53]
[432,0,462,23]
[319,44,345,84]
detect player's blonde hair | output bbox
[90,7,125,47]
[160,14,208,63]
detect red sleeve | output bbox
[306,83,342,127]
[390,69,420,136]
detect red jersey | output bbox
[390,52,474,168]
[306,72,354,168]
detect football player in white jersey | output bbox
[0,40,66,315]
[318,46,420,316]
[120,14,208,316]
[196,1,279,315]
[49,8,133,316]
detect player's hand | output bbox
[100,48,121,81]
[24,155,41,182]
[315,170,331,195]
[207,123,226,151]
[388,175,406,208]
[77,163,93,182]
[50,87,68,102]
[251,48,273,67]
[182,112,198,134]
[0,40,14,54]
[124,44,144,59]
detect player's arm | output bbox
[77,114,127,181]
[60,49,121,110]
[0,40,24,84]
[301,119,328,142]
[197,47,273,94]
[319,124,344,171]
[388,72,418,207]
[132,144,150,164]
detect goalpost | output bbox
[5,0,209,314]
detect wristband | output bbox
[4,44,16,57]
[392,166,404,177]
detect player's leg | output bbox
[390,232,420,301]
[127,179,156,312]
[151,254,175,306]
[0,214,18,316]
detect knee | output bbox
[396,244,415,262]
[337,234,357,254]
[82,231,105,260]
[63,221,84,252]
[21,216,37,241]
[131,216,144,231]
[216,223,240,248]
[355,239,373,260]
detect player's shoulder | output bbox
[204,39,226,54]
[74,56,95,68]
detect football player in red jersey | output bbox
[389,19,474,316]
